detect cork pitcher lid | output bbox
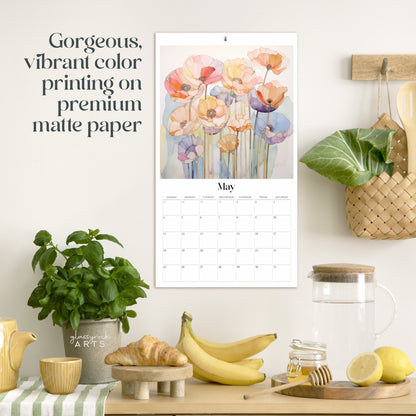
[310,263,375,282]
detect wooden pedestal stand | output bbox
[112,364,193,400]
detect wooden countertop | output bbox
[105,377,416,415]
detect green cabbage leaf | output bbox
[300,128,395,186]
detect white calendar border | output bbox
[155,33,297,288]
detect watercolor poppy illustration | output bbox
[160,45,293,179]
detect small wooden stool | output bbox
[112,364,193,400]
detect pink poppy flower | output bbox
[168,106,200,136]
[228,114,252,133]
[221,58,262,96]
[198,97,229,130]
[248,47,287,75]
[217,134,239,153]
[165,68,203,103]
[183,55,224,86]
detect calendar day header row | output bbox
[164,195,290,200]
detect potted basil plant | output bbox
[28,228,149,384]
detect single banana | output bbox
[182,312,277,362]
[179,318,265,385]
[232,358,264,370]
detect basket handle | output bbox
[377,70,392,119]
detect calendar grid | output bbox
[162,195,292,284]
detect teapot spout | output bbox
[10,331,37,371]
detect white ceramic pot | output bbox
[62,319,121,384]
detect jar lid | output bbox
[289,339,327,361]
[290,339,327,352]
[312,263,374,273]
[310,263,375,282]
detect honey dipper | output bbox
[243,366,332,400]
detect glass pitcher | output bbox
[309,263,396,380]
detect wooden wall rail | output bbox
[351,55,416,80]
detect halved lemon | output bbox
[346,352,383,386]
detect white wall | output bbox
[1,0,415,379]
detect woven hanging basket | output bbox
[345,113,416,240]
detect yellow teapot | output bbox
[0,318,37,392]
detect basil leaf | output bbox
[66,231,90,245]
[32,245,46,271]
[108,298,124,318]
[39,248,57,271]
[98,279,118,302]
[121,315,130,333]
[96,234,124,247]
[87,288,102,305]
[83,241,104,266]
[33,230,52,246]
[70,309,80,330]
[300,128,395,186]
[65,255,84,269]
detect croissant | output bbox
[104,335,188,366]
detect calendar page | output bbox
[156,33,297,287]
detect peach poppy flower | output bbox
[217,134,239,153]
[248,47,287,75]
[165,68,203,103]
[168,106,200,137]
[228,114,252,132]
[256,80,288,109]
[198,96,229,130]
[221,58,262,96]
[183,55,224,86]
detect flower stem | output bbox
[207,133,210,178]
[263,68,270,84]
[262,109,271,178]
[252,111,259,177]
[203,131,206,179]
[245,131,248,178]
[266,143,270,179]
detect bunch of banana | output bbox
[176,312,277,385]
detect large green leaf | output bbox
[98,279,119,302]
[39,248,57,271]
[83,241,104,266]
[300,128,395,186]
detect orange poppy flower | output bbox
[228,114,252,132]
[198,96,228,129]
[221,58,262,96]
[168,106,200,136]
[248,47,287,75]
[217,134,239,153]
[256,80,288,109]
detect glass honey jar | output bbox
[287,339,327,385]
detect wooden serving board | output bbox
[271,374,411,400]
[112,363,193,400]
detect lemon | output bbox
[346,352,383,386]
[374,346,414,383]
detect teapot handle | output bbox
[375,283,397,338]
